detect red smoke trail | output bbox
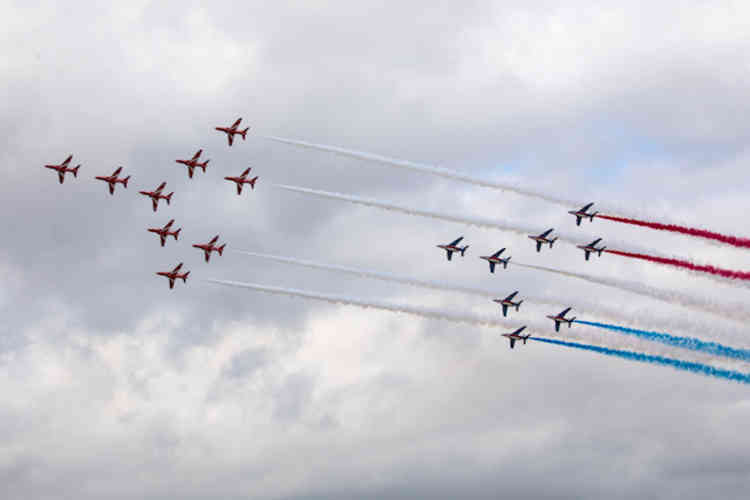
[597,214,750,249]
[604,249,750,281]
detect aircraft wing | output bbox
[192,149,202,160]
[241,167,251,178]
[493,248,505,258]
[108,183,114,195]
[155,182,166,192]
[509,338,516,349]
[581,202,594,211]
[58,171,65,184]
[237,184,243,195]
[505,291,518,301]
[62,155,72,166]
[514,326,527,335]
[232,118,242,128]
[209,235,219,245]
[449,236,464,246]
[559,307,571,317]
[540,228,553,238]
[227,134,234,146]
[173,263,183,273]
[590,238,602,246]
[164,219,174,229]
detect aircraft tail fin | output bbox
[200,160,209,171]
[549,238,558,248]
[503,256,511,269]
[522,337,528,345]
[123,176,130,188]
[598,247,606,256]
[591,212,598,221]
[516,300,523,311]
[240,127,249,139]
[218,244,226,256]
[71,165,80,177]
[166,192,173,205]
[174,228,181,240]
[461,245,469,257]
[182,271,190,283]
[249,176,258,189]
[569,317,576,326]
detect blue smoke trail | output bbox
[530,337,750,384]
[576,320,750,363]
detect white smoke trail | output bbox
[512,261,750,325]
[231,250,750,347]
[262,135,577,207]
[206,278,745,369]
[274,183,706,263]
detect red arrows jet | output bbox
[224,167,258,195]
[546,307,576,332]
[568,202,598,226]
[147,219,181,247]
[175,149,209,178]
[215,118,249,146]
[192,235,226,262]
[156,262,190,289]
[95,166,130,195]
[480,248,511,273]
[437,236,469,261]
[528,228,557,252]
[44,154,80,184]
[493,291,523,317]
[577,238,606,261]
[502,326,530,349]
[139,182,173,212]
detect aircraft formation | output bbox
[43,118,257,290]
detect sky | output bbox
[2,1,750,498]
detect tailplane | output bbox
[182,271,190,283]
[218,244,226,256]
[123,176,130,188]
[71,165,80,177]
[249,176,258,189]
[200,160,209,172]
[503,256,511,268]
[460,245,469,256]
[174,228,181,240]
[515,301,523,311]
[240,127,249,139]
[166,192,173,205]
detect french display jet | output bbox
[44,154,80,184]
[175,149,209,179]
[493,291,523,317]
[193,235,226,262]
[502,326,530,349]
[577,238,606,261]
[139,182,173,212]
[224,167,258,194]
[546,307,576,332]
[95,166,130,195]
[147,219,181,247]
[479,248,511,273]
[156,262,190,289]
[528,228,557,252]
[568,202,598,226]
[215,117,249,146]
[437,236,469,261]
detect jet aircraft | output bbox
[568,203,598,226]
[156,262,189,289]
[175,149,209,178]
[528,228,557,252]
[493,291,524,317]
[546,307,576,332]
[479,248,511,273]
[44,155,80,184]
[215,118,249,146]
[577,238,606,261]
[437,236,469,261]
[193,235,226,262]
[502,326,530,349]
[147,219,181,247]
[139,182,173,212]
[95,166,130,195]
[225,167,258,194]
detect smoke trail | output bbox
[262,135,576,207]
[206,278,519,330]
[510,261,750,324]
[576,320,750,362]
[605,249,750,282]
[530,337,750,384]
[597,214,750,250]
[274,183,549,236]
[206,279,741,367]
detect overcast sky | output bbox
[3,1,750,498]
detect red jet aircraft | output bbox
[147,219,181,247]
[502,326,530,349]
[224,167,258,195]
[139,182,173,212]
[44,154,80,184]
[192,235,226,262]
[156,262,190,289]
[215,118,249,146]
[175,149,210,179]
[95,166,130,195]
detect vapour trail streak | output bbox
[605,249,750,283]
[262,135,576,207]
[510,261,750,324]
[597,214,750,250]
[530,337,750,384]
[230,249,692,331]
[206,279,737,367]
[576,320,750,362]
